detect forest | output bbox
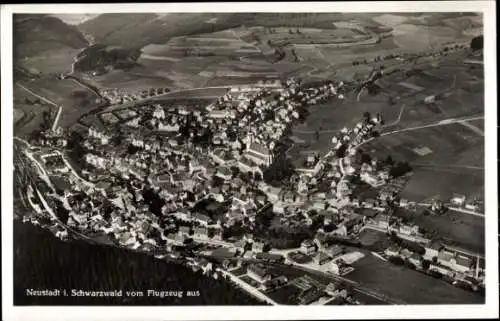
[14,221,265,305]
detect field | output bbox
[371,122,483,162]
[363,122,484,203]
[16,12,483,96]
[81,14,482,90]
[14,15,88,75]
[131,29,276,88]
[18,47,81,75]
[14,109,25,123]
[465,118,484,133]
[139,55,231,88]
[372,13,481,52]
[252,27,372,47]
[401,167,484,202]
[78,13,396,48]
[349,254,484,304]
[288,52,483,160]
[393,207,485,254]
[358,229,393,252]
[288,55,485,206]
[380,66,483,127]
[84,67,177,91]
[141,33,260,58]
[151,88,229,100]
[16,78,103,128]
[13,85,56,137]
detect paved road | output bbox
[458,120,484,136]
[446,206,485,217]
[51,106,63,131]
[354,115,485,149]
[67,76,102,98]
[411,163,484,171]
[16,82,63,130]
[265,261,406,305]
[381,115,484,136]
[139,54,181,62]
[16,82,58,107]
[383,104,406,128]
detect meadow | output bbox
[349,254,484,304]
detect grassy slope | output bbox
[77,13,388,49]
[14,14,88,74]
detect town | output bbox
[16,71,485,305]
[11,10,488,307]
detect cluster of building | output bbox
[449,194,482,212]
[264,114,388,234]
[294,238,360,276]
[27,80,399,263]
[100,87,171,105]
[203,78,343,175]
[244,263,347,304]
[34,127,68,148]
[384,239,484,286]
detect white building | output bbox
[300,239,317,256]
[208,109,229,119]
[450,194,466,207]
[244,141,274,167]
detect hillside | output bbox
[13,14,88,74]
[78,13,388,48]
[14,221,265,305]
[73,44,142,73]
[14,14,88,58]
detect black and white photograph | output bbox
[1,2,498,320]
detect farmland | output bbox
[16,77,104,128]
[77,13,392,49]
[140,33,260,58]
[349,254,484,304]
[358,229,393,252]
[14,14,88,75]
[82,67,177,91]
[251,26,375,47]
[13,85,56,137]
[62,12,483,92]
[19,47,81,75]
[363,122,484,204]
[371,13,482,52]
[286,49,484,164]
[401,167,484,202]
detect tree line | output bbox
[14,221,264,305]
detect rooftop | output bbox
[248,142,272,156]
